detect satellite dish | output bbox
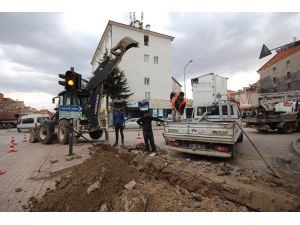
[259,44,272,59]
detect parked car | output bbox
[124,118,141,129]
[17,114,50,132]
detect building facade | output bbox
[91,20,174,118]
[172,76,182,93]
[257,42,300,93]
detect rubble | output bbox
[27,144,300,212]
[283,158,292,163]
[191,192,202,202]
[15,187,23,192]
[237,176,252,184]
[86,180,101,195]
[149,153,156,157]
[118,190,147,212]
[100,204,109,212]
[125,180,137,191]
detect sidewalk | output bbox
[0,133,94,211]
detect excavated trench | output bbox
[28,144,300,212]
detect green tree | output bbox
[99,49,133,111]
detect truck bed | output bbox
[164,121,240,145]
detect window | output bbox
[197,107,207,116]
[273,77,277,85]
[144,77,150,85]
[145,92,150,99]
[286,60,290,69]
[288,83,292,91]
[144,35,149,46]
[287,71,291,79]
[22,118,34,124]
[37,117,49,123]
[144,54,149,63]
[154,56,159,64]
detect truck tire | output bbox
[89,129,103,140]
[58,120,70,144]
[38,123,53,144]
[280,122,294,134]
[237,133,243,143]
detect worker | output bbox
[137,111,164,152]
[113,107,125,147]
[171,92,186,121]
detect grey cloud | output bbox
[0,13,98,78]
[167,12,300,80]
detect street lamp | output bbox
[183,59,193,96]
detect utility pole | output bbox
[184,59,193,96]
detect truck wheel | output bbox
[89,129,103,140]
[281,122,293,134]
[38,123,53,144]
[58,120,70,144]
[237,133,243,143]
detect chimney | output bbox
[145,24,151,31]
[293,36,297,42]
[134,20,140,28]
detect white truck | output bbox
[164,101,243,158]
[163,74,243,158]
[240,91,300,133]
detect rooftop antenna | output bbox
[133,12,136,22]
[140,12,144,28]
[129,12,133,26]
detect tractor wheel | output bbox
[237,133,243,143]
[89,129,103,140]
[58,120,70,144]
[38,123,53,144]
[280,122,294,134]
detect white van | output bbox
[17,114,50,132]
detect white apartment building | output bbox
[91,20,174,118]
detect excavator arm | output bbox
[87,37,138,90]
[87,36,138,130]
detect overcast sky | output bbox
[0,12,300,110]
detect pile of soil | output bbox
[29,144,247,212]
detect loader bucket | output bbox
[111,36,139,56]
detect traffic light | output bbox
[58,69,82,91]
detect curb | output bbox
[291,139,300,156]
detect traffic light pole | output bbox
[66,89,75,161]
[68,118,73,157]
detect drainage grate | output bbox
[272,157,300,174]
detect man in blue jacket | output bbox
[113,108,125,147]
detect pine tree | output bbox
[99,49,133,110]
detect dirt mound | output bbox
[29,144,247,212]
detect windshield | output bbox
[37,117,49,123]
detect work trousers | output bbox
[143,130,156,152]
[115,123,124,145]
